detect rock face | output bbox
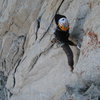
[0,0,100,100]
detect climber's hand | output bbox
[51,38,59,44]
[76,44,81,49]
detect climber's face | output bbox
[58,18,69,31]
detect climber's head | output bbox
[55,14,69,31]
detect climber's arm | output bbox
[51,30,60,43]
[67,40,76,46]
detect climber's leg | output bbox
[62,44,74,71]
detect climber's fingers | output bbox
[51,38,59,44]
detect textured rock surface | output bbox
[0,0,100,100]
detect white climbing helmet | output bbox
[58,17,69,31]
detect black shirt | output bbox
[54,27,69,43]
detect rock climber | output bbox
[51,14,80,72]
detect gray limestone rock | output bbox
[0,0,100,100]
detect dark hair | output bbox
[55,14,66,25]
